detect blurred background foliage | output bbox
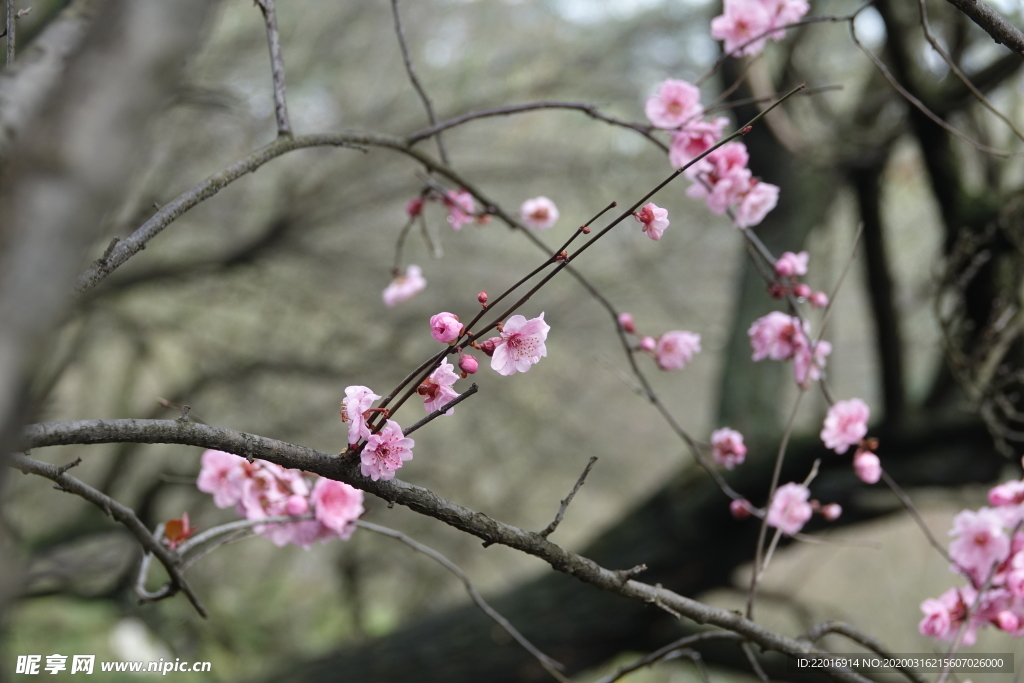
[2,0,1024,680]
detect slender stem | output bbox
[539,456,598,538]
[391,0,449,165]
[5,0,14,64]
[594,632,742,683]
[254,0,291,137]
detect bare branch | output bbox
[944,0,1024,57]
[9,452,207,617]
[254,0,291,136]
[539,456,597,538]
[594,632,741,683]
[6,0,14,63]
[800,621,929,683]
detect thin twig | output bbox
[539,456,598,538]
[6,0,14,64]
[254,0,291,136]
[800,620,930,683]
[9,452,207,617]
[391,0,449,164]
[594,632,741,683]
[401,383,479,436]
[355,520,569,683]
[880,469,951,563]
[742,641,770,683]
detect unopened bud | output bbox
[768,283,787,299]
[821,503,842,521]
[406,197,424,217]
[581,226,591,234]
[618,312,636,334]
[556,250,568,261]
[639,336,656,352]
[478,337,500,357]
[809,291,829,308]
[793,283,812,299]
[477,291,488,306]
[459,354,479,374]
[730,499,752,520]
[741,125,753,135]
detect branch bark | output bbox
[944,0,1024,57]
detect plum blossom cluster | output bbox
[643,79,780,228]
[405,187,483,231]
[341,385,416,481]
[731,482,841,532]
[619,312,701,371]
[770,251,829,308]
[919,465,1024,644]
[820,398,881,484]
[710,0,810,57]
[748,311,831,386]
[197,449,365,549]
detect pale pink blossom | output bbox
[919,597,953,639]
[763,0,811,38]
[430,311,463,344]
[341,385,381,445]
[383,265,427,307]
[520,196,559,230]
[458,354,479,375]
[852,450,881,484]
[820,399,870,454]
[711,0,773,56]
[997,610,1020,632]
[639,336,656,352]
[686,142,753,215]
[361,420,414,481]
[711,427,747,469]
[645,79,703,129]
[766,482,813,535]
[491,313,550,376]
[417,359,460,415]
[654,331,701,370]
[1006,553,1024,597]
[312,478,364,540]
[774,251,809,278]
[990,480,1024,507]
[669,118,729,167]
[950,508,1011,586]
[748,311,805,361]
[618,312,636,333]
[197,449,246,509]
[793,339,831,386]
[821,503,842,521]
[734,180,780,228]
[633,203,670,241]
[809,291,829,308]
[444,189,476,230]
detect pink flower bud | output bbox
[853,450,881,484]
[430,312,463,344]
[477,291,488,305]
[793,283,811,298]
[459,354,479,375]
[768,283,787,299]
[774,251,809,278]
[809,291,829,308]
[406,197,424,217]
[478,337,500,357]
[997,610,1020,632]
[639,336,656,352]
[286,495,309,516]
[730,499,752,520]
[618,312,636,333]
[821,503,842,521]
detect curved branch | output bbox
[16,417,869,683]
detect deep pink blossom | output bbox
[711,0,773,56]
[633,203,670,241]
[430,311,463,344]
[383,265,427,307]
[197,449,246,509]
[360,420,414,481]
[406,197,424,217]
[774,251,809,278]
[645,79,703,129]
[417,359,460,415]
[950,508,1011,586]
[997,610,1020,632]
[618,312,636,333]
[734,180,780,228]
[477,291,488,305]
[711,427,747,469]
[766,482,813,535]
[340,385,381,445]
[852,450,881,484]
[748,311,805,362]
[444,189,476,230]
[669,118,729,167]
[311,478,364,540]
[820,399,870,454]
[520,196,559,230]
[458,354,479,375]
[730,499,753,520]
[654,331,701,370]
[491,313,550,376]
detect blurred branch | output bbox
[6,0,14,63]
[800,621,929,683]
[15,417,871,683]
[390,0,448,164]
[254,0,291,136]
[944,0,1024,57]
[594,632,739,683]
[8,453,207,617]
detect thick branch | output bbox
[944,0,1024,57]
[16,417,869,683]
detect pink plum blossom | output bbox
[444,189,476,230]
[197,449,246,509]
[919,595,954,639]
[654,331,701,370]
[734,180,780,228]
[852,450,881,484]
[793,339,831,386]
[383,265,427,307]
[417,359,460,415]
[430,311,463,344]
[341,385,381,445]
[820,399,870,454]
[949,508,1011,586]
[686,142,752,215]
[766,482,813,535]
[669,118,729,167]
[311,478,364,540]
[793,283,812,299]
[645,79,703,129]
[491,313,550,376]
[748,311,805,361]
[711,427,747,469]
[990,480,1024,507]
[458,354,479,375]
[520,196,559,230]
[618,312,636,333]
[360,420,414,481]
[764,0,811,38]
[711,0,773,57]
[774,251,809,278]
[633,203,670,241]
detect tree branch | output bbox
[254,0,291,136]
[944,0,1024,57]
